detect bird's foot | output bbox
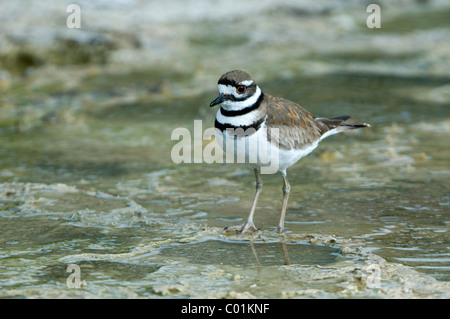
[224,221,259,234]
[276,226,285,233]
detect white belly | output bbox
[214,124,320,174]
[276,142,319,171]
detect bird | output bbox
[209,70,370,233]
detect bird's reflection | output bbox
[249,238,291,267]
[160,239,339,267]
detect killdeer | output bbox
[210,70,370,233]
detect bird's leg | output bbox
[241,167,263,233]
[277,169,290,233]
[225,167,262,233]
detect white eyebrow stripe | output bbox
[239,80,254,86]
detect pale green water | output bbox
[0,1,449,298]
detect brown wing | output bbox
[264,95,327,150]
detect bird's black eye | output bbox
[236,85,247,94]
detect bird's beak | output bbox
[209,94,225,107]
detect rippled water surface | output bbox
[0,0,449,298]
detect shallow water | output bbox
[0,0,449,298]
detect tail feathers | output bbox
[316,115,370,139]
[337,122,371,131]
[316,115,370,135]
